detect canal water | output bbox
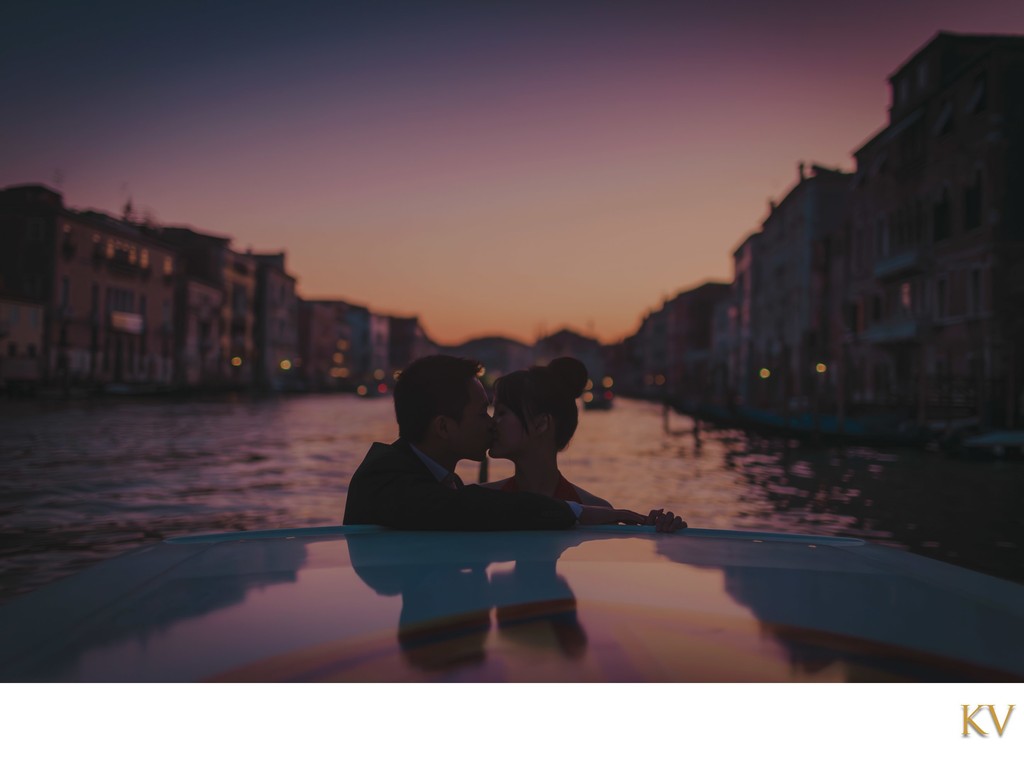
[1,394,1021,603]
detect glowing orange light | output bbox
[759,368,770,379]
[815,363,827,374]
[582,392,594,403]
[602,377,613,388]
[357,385,367,396]
[280,359,292,371]
[231,356,243,367]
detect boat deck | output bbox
[1,525,1021,682]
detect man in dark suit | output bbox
[344,354,649,530]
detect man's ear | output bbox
[431,415,452,440]
[530,413,551,435]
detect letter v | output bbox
[988,705,1014,737]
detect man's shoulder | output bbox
[353,439,424,477]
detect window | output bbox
[27,344,36,358]
[27,219,44,242]
[964,171,983,230]
[933,189,952,241]
[91,284,99,316]
[936,278,948,319]
[969,269,982,315]
[9,306,18,326]
[900,282,912,313]
[29,309,39,327]
[61,276,70,309]
[7,343,16,357]
[917,61,928,90]
[163,256,174,276]
[934,101,953,136]
[896,78,908,106]
[968,72,987,114]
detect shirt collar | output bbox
[408,442,453,483]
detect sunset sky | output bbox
[3,0,1023,345]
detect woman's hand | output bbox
[645,508,687,533]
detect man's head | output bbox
[394,354,494,464]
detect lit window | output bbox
[163,257,174,276]
[140,249,150,268]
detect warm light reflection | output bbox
[816,363,828,374]
[231,356,243,367]
[357,385,367,396]
[759,368,771,379]
[582,391,594,403]
[280,359,292,371]
[602,377,614,388]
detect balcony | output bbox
[873,248,926,280]
[861,315,929,344]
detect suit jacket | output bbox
[343,439,577,530]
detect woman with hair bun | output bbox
[486,357,686,532]
[484,357,609,504]
[485,354,610,503]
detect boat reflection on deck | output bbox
[1,526,1022,682]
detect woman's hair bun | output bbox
[546,357,588,399]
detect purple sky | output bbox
[3,0,1023,343]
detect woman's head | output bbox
[489,357,588,459]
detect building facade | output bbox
[844,32,1024,426]
[253,252,299,391]
[0,185,178,389]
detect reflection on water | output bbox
[1,395,1021,602]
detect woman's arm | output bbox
[572,483,613,508]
